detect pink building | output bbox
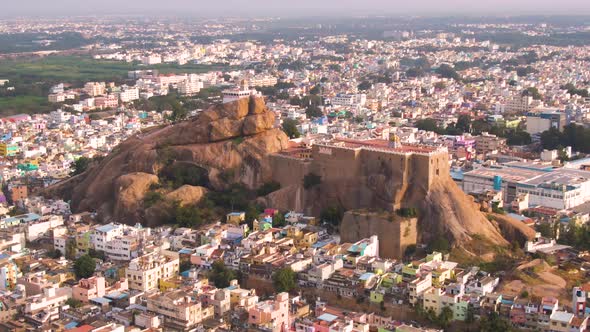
[94,95,119,109]
[73,277,128,302]
[248,292,289,332]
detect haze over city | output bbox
[3,0,590,16]
[1,1,590,331]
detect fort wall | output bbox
[269,154,312,188]
[340,210,418,259]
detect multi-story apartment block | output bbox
[146,290,214,330]
[248,292,290,332]
[126,250,179,291]
[84,82,106,97]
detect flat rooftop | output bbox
[522,168,590,187]
[465,166,543,182]
[324,138,443,154]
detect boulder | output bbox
[165,185,208,206]
[242,112,275,136]
[209,117,243,141]
[113,172,159,219]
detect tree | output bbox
[479,311,514,332]
[65,298,83,308]
[516,66,537,77]
[144,191,164,208]
[257,181,281,197]
[273,213,286,227]
[537,221,557,238]
[320,206,344,226]
[523,87,542,100]
[7,206,26,216]
[357,81,372,91]
[273,267,297,293]
[540,127,562,150]
[282,119,300,139]
[429,236,450,253]
[74,255,96,280]
[435,64,461,81]
[437,306,454,328]
[415,118,444,134]
[65,239,77,260]
[309,85,321,95]
[305,105,323,118]
[46,249,62,259]
[506,131,532,146]
[456,114,472,133]
[209,260,236,288]
[175,204,203,228]
[71,157,91,176]
[303,173,322,189]
[465,305,476,324]
[406,67,425,78]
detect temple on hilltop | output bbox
[222,79,261,103]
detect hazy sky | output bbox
[4,0,590,17]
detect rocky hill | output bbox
[44,96,289,224]
[44,96,533,254]
[260,150,534,251]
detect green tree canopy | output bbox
[209,260,236,288]
[272,267,297,293]
[74,254,96,280]
[320,206,344,226]
[282,118,300,139]
[456,114,472,133]
[71,157,91,176]
[435,64,461,81]
[357,81,372,91]
[415,118,444,134]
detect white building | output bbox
[331,93,367,107]
[24,215,64,241]
[119,87,140,103]
[463,162,590,210]
[126,250,179,291]
[178,79,203,96]
[142,55,162,65]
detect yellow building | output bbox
[285,226,318,248]
[226,212,246,225]
[75,231,91,254]
[0,143,18,157]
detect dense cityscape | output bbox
[1,5,590,332]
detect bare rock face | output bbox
[45,96,289,225]
[490,213,536,246]
[263,165,519,250]
[242,112,275,136]
[414,179,508,246]
[165,185,208,207]
[113,172,159,220]
[210,117,243,141]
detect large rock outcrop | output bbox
[44,96,289,224]
[260,141,519,249]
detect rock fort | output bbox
[265,135,511,248]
